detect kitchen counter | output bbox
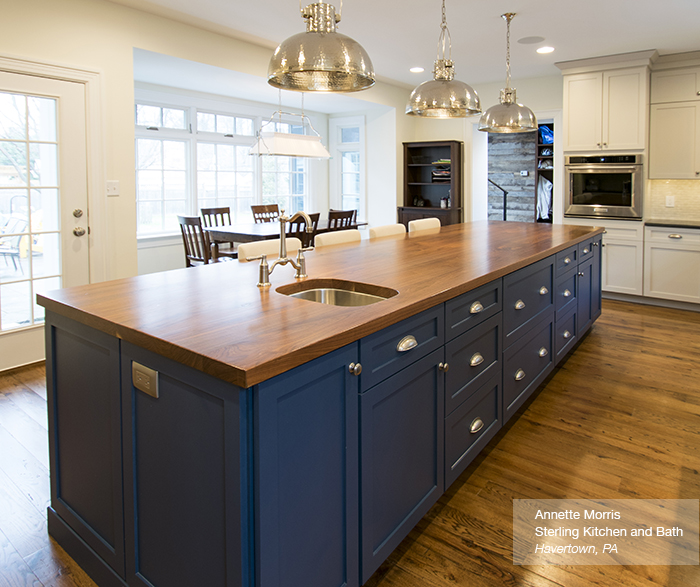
[38,220,603,388]
[645,218,700,229]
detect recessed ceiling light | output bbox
[537,46,555,54]
[410,67,425,73]
[518,36,545,45]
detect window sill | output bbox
[137,233,181,249]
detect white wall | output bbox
[3,0,417,281]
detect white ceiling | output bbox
[125,0,700,107]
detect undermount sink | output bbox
[276,279,398,307]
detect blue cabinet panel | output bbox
[121,342,247,587]
[555,245,578,276]
[445,278,502,341]
[577,256,594,336]
[360,306,444,391]
[503,257,554,347]
[444,313,501,416]
[256,344,359,587]
[45,312,125,578]
[555,307,578,363]
[555,268,578,320]
[445,373,501,488]
[360,349,444,584]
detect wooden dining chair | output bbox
[369,224,406,239]
[178,215,220,267]
[314,229,362,247]
[251,204,280,223]
[327,209,355,230]
[200,206,237,258]
[237,238,303,262]
[287,212,320,248]
[408,217,441,232]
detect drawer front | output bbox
[503,315,554,421]
[445,373,501,488]
[503,257,554,346]
[444,313,501,416]
[555,308,578,363]
[645,227,700,246]
[555,245,578,276]
[445,279,502,341]
[360,306,444,392]
[578,239,596,262]
[555,269,577,319]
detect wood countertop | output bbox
[38,221,604,388]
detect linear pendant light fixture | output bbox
[268,1,375,92]
[406,0,481,118]
[478,13,537,133]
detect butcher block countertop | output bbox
[38,221,603,388]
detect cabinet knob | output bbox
[469,301,484,314]
[564,257,572,265]
[469,353,484,367]
[514,299,526,310]
[515,369,526,381]
[592,242,599,247]
[396,335,418,352]
[563,289,572,298]
[578,271,585,277]
[438,362,449,372]
[73,227,87,237]
[597,142,601,148]
[563,330,572,340]
[583,248,590,254]
[539,286,549,295]
[348,363,362,376]
[470,418,485,434]
[668,234,683,240]
[539,347,548,358]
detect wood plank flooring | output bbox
[0,299,698,587]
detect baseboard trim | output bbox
[603,292,700,313]
[47,507,127,587]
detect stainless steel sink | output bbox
[276,279,398,307]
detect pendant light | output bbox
[478,13,538,133]
[268,1,375,92]
[405,0,481,118]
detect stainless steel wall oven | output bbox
[565,154,643,219]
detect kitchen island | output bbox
[39,221,603,587]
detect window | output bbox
[134,95,312,237]
[329,116,365,220]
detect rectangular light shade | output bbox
[249,132,331,158]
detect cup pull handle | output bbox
[563,289,572,298]
[564,257,572,265]
[668,234,683,240]
[515,369,526,381]
[515,299,525,310]
[470,418,484,434]
[470,353,484,367]
[470,301,484,314]
[539,347,548,358]
[539,286,549,295]
[563,330,572,340]
[397,335,418,352]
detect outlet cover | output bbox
[106,180,120,197]
[520,170,529,177]
[666,195,675,207]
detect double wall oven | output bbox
[565,154,643,219]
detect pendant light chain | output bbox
[437,0,452,62]
[504,13,514,90]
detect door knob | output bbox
[73,227,86,237]
[73,209,84,218]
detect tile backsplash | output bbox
[647,180,700,219]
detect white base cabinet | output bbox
[644,226,700,303]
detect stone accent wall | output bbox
[487,133,537,222]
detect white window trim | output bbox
[329,115,366,221]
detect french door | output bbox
[0,71,90,370]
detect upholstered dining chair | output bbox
[314,229,362,247]
[237,238,302,262]
[327,209,355,230]
[200,206,237,258]
[251,204,280,223]
[178,215,221,267]
[408,217,441,232]
[369,224,406,239]
[286,212,319,248]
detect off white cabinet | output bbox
[649,102,700,179]
[563,67,648,152]
[650,66,700,104]
[644,226,700,303]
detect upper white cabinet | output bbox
[650,66,700,104]
[562,67,649,152]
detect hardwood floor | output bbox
[0,299,698,587]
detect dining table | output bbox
[204,219,367,245]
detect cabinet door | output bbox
[601,238,643,295]
[45,313,125,579]
[360,349,444,584]
[256,344,359,587]
[651,67,700,104]
[563,72,603,151]
[649,102,700,179]
[644,230,700,303]
[577,256,594,336]
[121,342,247,587]
[602,67,647,150]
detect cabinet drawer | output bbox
[555,308,578,363]
[645,227,700,246]
[444,313,501,416]
[555,245,578,276]
[360,306,444,392]
[445,373,501,488]
[503,257,554,347]
[503,315,554,421]
[445,279,502,341]
[555,269,577,319]
[578,238,596,262]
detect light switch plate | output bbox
[106,180,120,197]
[666,195,675,207]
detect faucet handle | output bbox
[295,248,311,279]
[247,254,271,288]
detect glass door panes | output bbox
[341,151,360,211]
[0,91,62,331]
[261,156,306,215]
